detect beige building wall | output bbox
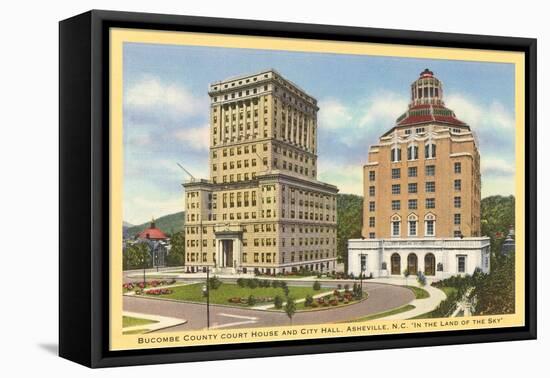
[184,69,338,274]
[362,124,481,240]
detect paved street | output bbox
[123,282,414,332]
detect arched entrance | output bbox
[425,253,436,276]
[407,253,418,275]
[391,253,401,275]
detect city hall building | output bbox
[184,69,338,274]
[348,69,490,279]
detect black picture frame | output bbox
[59,9,537,368]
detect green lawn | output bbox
[122,315,158,328]
[347,304,416,322]
[404,286,430,299]
[144,283,325,306]
[440,286,458,298]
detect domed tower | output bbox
[410,68,444,107]
[393,69,467,130]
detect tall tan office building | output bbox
[184,69,338,275]
[348,69,490,279]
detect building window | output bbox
[407,145,419,160]
[409,220,417,236]
[454,179,462,191]
[369,186,375,196]
[454,213,461,225]
[369,171,376,181]
[392,184,401,195]
[426,198,435,209]
[408,166,417,177]
[391,147,402,162]
[369,232,375,239]
[369,217,375,227]
[360,255,367,272]
[408,183,417,194]
[391,200,401,211]
[369,201,375,212]
[425,143,436,159]
[425,181,435,192]
[454,196,462,208]
[391,253,401,274]
[408,199,417,210]
[392,221,400,237]
[454,162,462,174]
[392,168,401,179]
[454,230,462,238]
[426,220,435,236]
[457,255,466,273]
[426,165,435,176]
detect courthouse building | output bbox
[184,69,338,274]
[348,69,490,279]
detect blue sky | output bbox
[123,42,516,225]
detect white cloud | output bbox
[446,94,514,131]
[173,124,210,151]
[317,159,363,196]
[124,195,183,225]
[318,98,353,129]
[481,156,515,177]
[125,76,204,118]
[358,92,408,129]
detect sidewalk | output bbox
[123,311,187,333]
[367,277,446,320]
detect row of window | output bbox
[368,196,462,212]
[390,143,436,162]
[368,162,462,181]
[368,213,462,228]
[376,179,461,195]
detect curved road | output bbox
[123,282,414,332]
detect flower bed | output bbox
[123,279,177,291]
[144,288,173,295]
[228,296,274,305]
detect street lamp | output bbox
[202,268,210,329]
[359,253,366,292]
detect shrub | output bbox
[262,279,271,288]
[304,294,314,307]
[271,280,280,288]
[274,295,283,309]
[417,271,427,286]
[313,281,321,291]
[247,295,256,306]
[248,278,259,289]
[236,278,246,287]
[337,284,342,290]
[344,284,350,292]
[208,276,222,290]
[283,285,290,297]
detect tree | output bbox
[336,194,364,271]
[166,231,185,266]
[125,243,151,270]
[304,294,314,307]
[274,295,283,309]
[284,296,296,324]
[313,281,321,291]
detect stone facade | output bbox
[184,69,338,274]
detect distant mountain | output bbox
[125,211,185,237]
